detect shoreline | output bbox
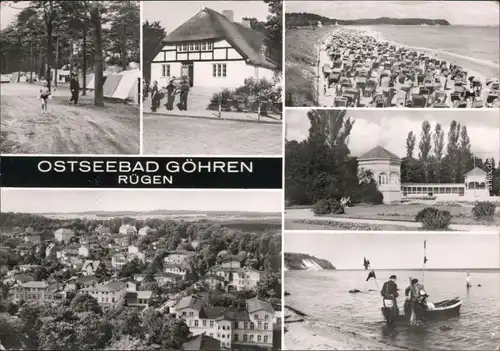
[359,26,499,81]
[316,25,499,108]
[284,306,405,350]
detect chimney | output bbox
[241,19,252,28]
[222,10,234,22]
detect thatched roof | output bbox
[163,7,276,70]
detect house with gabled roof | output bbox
[172,294,274,349]
[150,7,277,88]
[81,260,101,276]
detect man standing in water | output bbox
[405,278,426,325]
[381,275,399,316]
[466,272,472,289]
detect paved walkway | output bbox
[286,208,498,232]
[143,114,282,155]
[143,107,282,125]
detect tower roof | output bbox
[463,167,487,177]
[358,145,401,161]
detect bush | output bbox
[415,207,452,230]
[362,182,384,204]
[312,199,331,215]
[472,201,496,220]
[312,199,345,215]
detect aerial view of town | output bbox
[0,189,282,350]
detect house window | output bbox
[162,64,170,77]
[250,335,254,341]
[201,42,207,51]
[207,41,213,50]
[189,42,194,51]
[264,323,269,330]
[264,335,268,343]
[194,42,200,51]
[182,312,186,316]
[244,322,248,329]
[254,314,259,320]
[258,335,262,342]
[213,64,227,78]
[258,322,262,329]
[182,43,188,52]
[210,321,214,327]
[189,312,194,317]
[194,320,198,327]
[202,320,207,327]
[265,315,269,320]
[243,334,248,342]
[234,334,239,341]
[250,323,254,330]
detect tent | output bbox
[103,69,140,105]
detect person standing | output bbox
[381,275,399,316]
[69,74,80,106]
[177,78,190,111]
[405,278,426,325]
[466,272,471,289]
[165,80,177,111]
[151,81,159,112]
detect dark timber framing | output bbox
[155,46,235,63]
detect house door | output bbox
[181,62,194,87]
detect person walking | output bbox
[69,74,80,106]
[39,81,51,113]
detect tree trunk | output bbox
[82,22,87,96]
[54,36,59,88]
[30,42,33,83]
[69,38,73,77]
[17,35,21,83]
[45,2,53,92]
[91,5,104,107]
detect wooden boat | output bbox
[381,297,462,324]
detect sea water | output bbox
[286,270,500,350]
[365,25,500,78]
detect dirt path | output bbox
[1,83,140,154]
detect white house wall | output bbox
[151,38,273,88]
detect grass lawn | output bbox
[285,27,332,106]
[331,203,500,226]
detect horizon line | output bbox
[0,209,282,215]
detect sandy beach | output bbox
[317,26,500,108]
[284,306,402,350]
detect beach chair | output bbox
[450,92,462,103]
[434,91,446,103]
[334,97,348,107]
[433,102,449,108]
[471,100,484,108]
[412,94,427,108]
[457,101,468,108]
[356,77,367,90]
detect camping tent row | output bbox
[85,69,140,105]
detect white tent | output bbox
[104,69,140,105]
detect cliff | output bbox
[286,13,451,28]
[285,252,336,270]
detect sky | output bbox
[285,1,500,26]
[285,232,500,269]
[286,109,500,160]
[0,2,27,29]
[143,1,271,33]
[0,189,282,214]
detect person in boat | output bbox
[381,275,399,315]
[405,278,427,324]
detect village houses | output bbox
[171,295,275,349]
[80,282,128,307]
[54,228,75,243]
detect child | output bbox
[39,82,51,113]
